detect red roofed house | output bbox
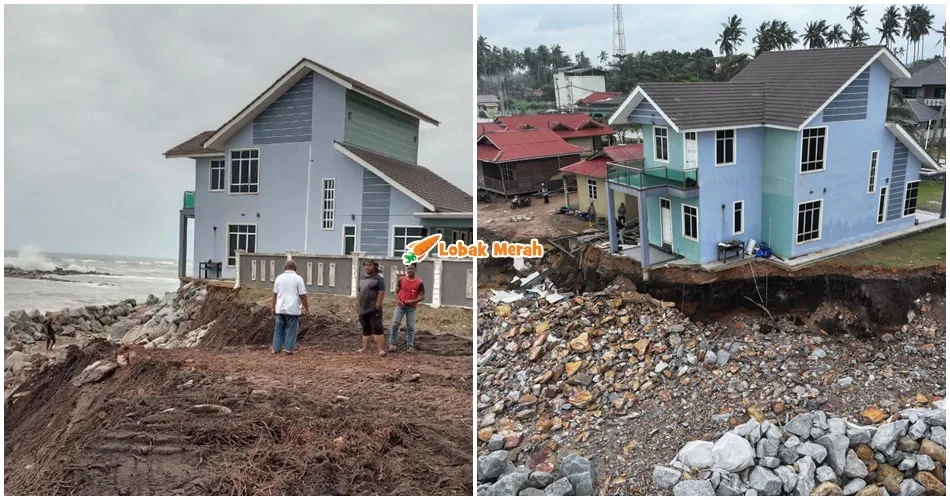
[494,113,615,157]
[555,144,644,220]
[577,91,623,105]
[477,129,586,196]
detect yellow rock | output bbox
[914,471,946,495]
[569,388,593,406]
[569,332,591,353]
[919,439,946,464]
[477,428,494,442]
[748,407,765,423]
[855,485,881,496]
[633,339,649,356]
[565,361,583,378]
[861,405,888,424]
[535,321,551,335]
[528,346,543,361]
[916,393,930,403]
[494,304,512,317]
[608,298,623,308]
[537,416,553,432]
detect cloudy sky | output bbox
[4,4,473,259]
[478,3,946,62]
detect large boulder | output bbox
[71,360,119,387]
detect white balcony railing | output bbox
[919,97,945,108]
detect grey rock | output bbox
[488,470,529,496]
[759,456,781,468]
[847,426,875,445]
[843,479,867,496]
[488,434,505,451]
[527,471,554,489]
[775,465,798,493]
[558,453,592,477]
[745,489,758,496]
[794,457,817,497]
[477,451,509,482]
[909,419,929,439]
[931,426,946,447]
[716,350,730,365]
[898,455,917,471]
[567,472,593,496]
[797,442,829,463]
[916,454,935,471]
[518,488,545,496]
[898,479,924,496]
[811,427,828,440]
[544,477,574,496]
[784,436,802,449]
[811,347,826,359]
[653,466,683,489]
[765,423,783,441]
[816,466,837,483]
[814,411,829,429]
[71,360,119,387]
[748,466,782,496]
[924,408,946,428]
[737,419,760,437]
[786,413,814,439]
[716,473,746,496]
[898,436,920,453]
[828,418,848,435]
[777,444,799,465]
[477,484,491,496]
[673,480,716,496]
[816,433,850,476]
[843,449,869,479]
[837,377,853,387]
[870,420,909,452]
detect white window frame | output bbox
[228,148,260,194]
[209,159,226,192]
[653,126,669,163]
[681,203,699,242]
[392,225,427,258]
[799,127,827,174]
[867,150,879,194]
[501,164,515,182]
[226,223,257,267]
[877,186,888,224]
[342,224,357,255]
[903,180,919,217]
[795,199,823,244]
[587,178,598,200]
[733,200,745,235]
[682,132,699,171]
[322,178,336,230]
[715,129,737,166]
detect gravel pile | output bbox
[654,403,946,496]
[477,452,596,496]
[476,283,945,495]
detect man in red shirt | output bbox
[388,263,425,352]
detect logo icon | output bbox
[402,234,442,265]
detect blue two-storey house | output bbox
[165,59,473,278]
[607,46,940,271]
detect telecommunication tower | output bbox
[612,5,627,58]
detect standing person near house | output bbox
[618,202,627,227]
[587,202,597,227]
[357,259,388,356]
[271,260,309,355]
[388,263,425,352]
[541,182,550,204]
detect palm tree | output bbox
[598,50,609,67]
[716,14,746,55]
[937,23,947,57]
[477,36,491,77]
[847,5,868,31]
[895,46,906,60]
[803,20,829,48]
[753,21,773,55]
[886,88,917,124]
[847,26,870,46]
[916,6,935,62]
[826,23,848,46]
[876,5,903,50]
[771,19,799,50]
[902,5,916,63]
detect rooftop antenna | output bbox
[612,5,627,59]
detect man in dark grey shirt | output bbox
[356,259,387,356]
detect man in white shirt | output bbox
[271,260,309,355]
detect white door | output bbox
[684,132,698,170]
[660,198,673,248]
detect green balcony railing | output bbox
[183,190,195,209]
[606,159,699,191]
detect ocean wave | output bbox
[4,245,56,272]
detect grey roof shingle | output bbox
[905,99,943,123]
[892,58,946,88]
[163,130,222,157]
[337,142,472,213]
[639,46,895,130]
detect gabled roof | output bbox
[559,144,644,179]
[495,113,615,138]
[892,58,946,88]
[577,91,623,105]
[476,122,506,138]
[885,123,941,172]
[197,58,438,151]
[904,99,944,123]
[476,129,587,162]
[164,130,223,158]
[334,142,471,213]
[610,46,911,131]
[478,94,501,104]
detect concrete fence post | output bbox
[431,257,443,309]
[234,252,242,289]
[350,252,361,298]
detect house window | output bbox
[903,181,919,216]
[900,87,917,98]
[654,126,669,162]
[867,151,879,194]
[796,200,822,243]
[322,179,335,230]
[800,127,826,173]
[878,186,888,224]
[210,160,226,191]
[501,164,515,182]
[682,204,698,241]
[343,225,356,255]
[452,230,471,245]
[587,179,598,200]
[733,201,744,235]
[393,226,427,257]
[229,149,259,193]
[227,224,257,267]
[716,130,736,165]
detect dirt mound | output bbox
[196,286,469,356]
[5,343,472,495]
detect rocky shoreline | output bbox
[4,265,113,279]
[4,282,209,389]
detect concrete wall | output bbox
[646,193,701,262]
[236,252,473,309]
[761,128,799,258]
[642,123,684,170]
[554,73,605,110]
[343,90,420,164]
[575,174,637,220]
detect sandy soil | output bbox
[478,192,594,241]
